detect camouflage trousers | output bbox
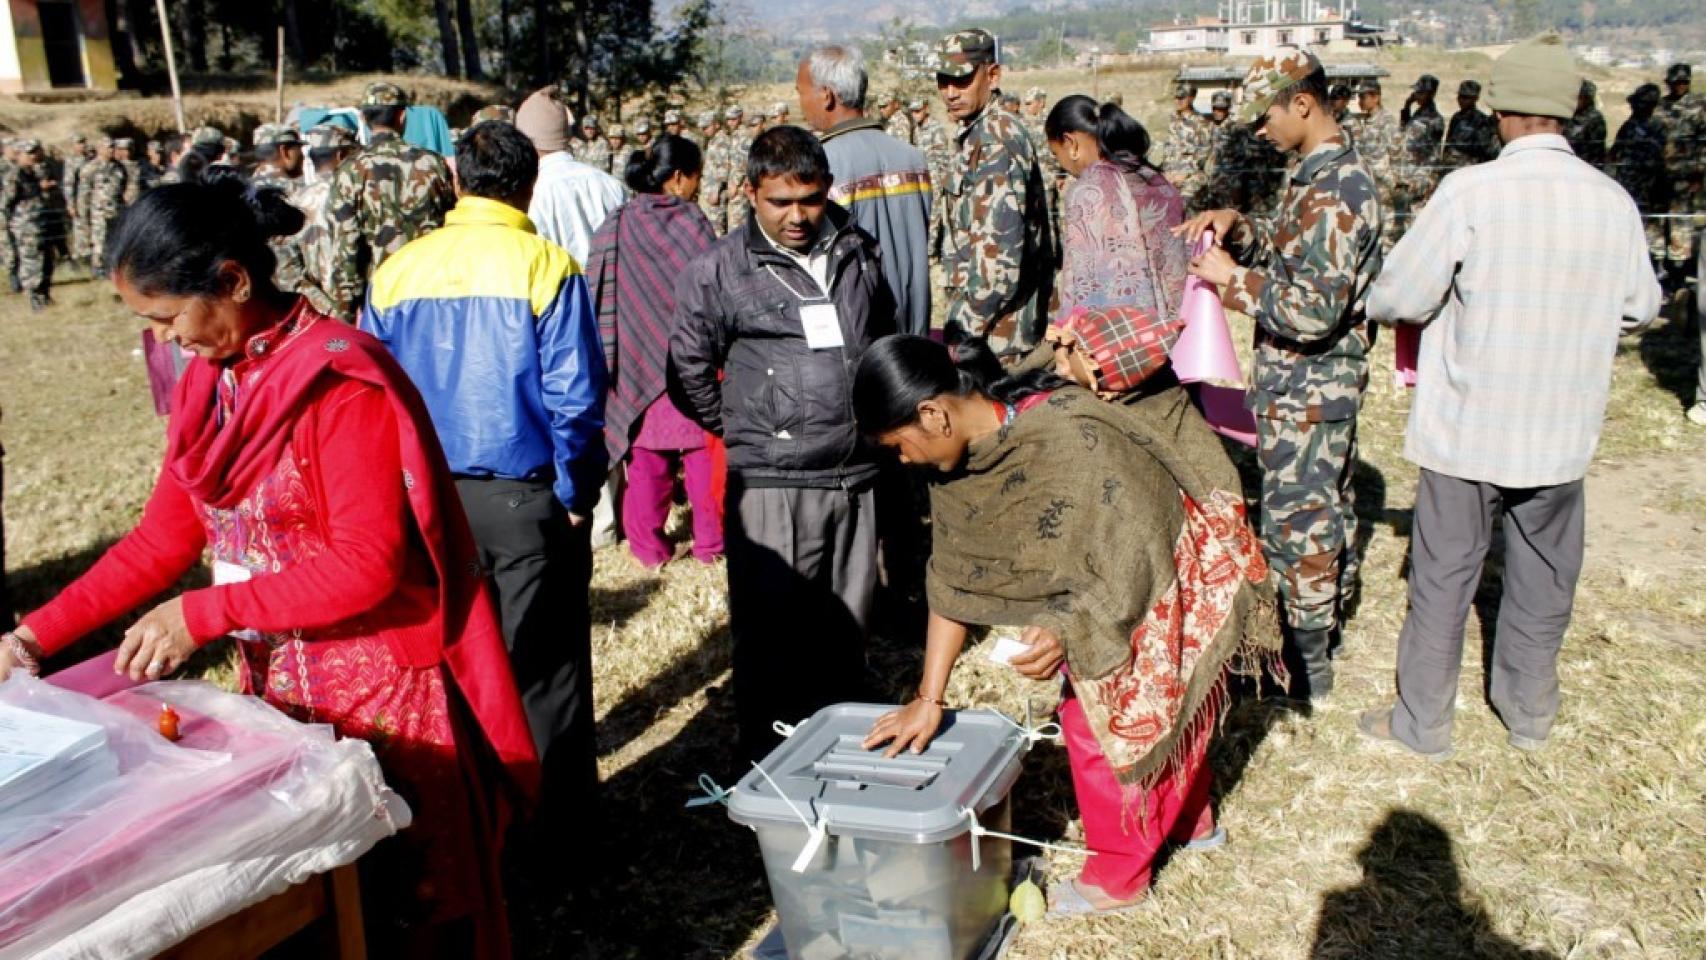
[726,185,750,238]
[1653,195,1705,270]
[9,223,53,296]
[1256,415,1360,633]
[698,194,726,237]
[0,217,13,289]
[88,210,118,273]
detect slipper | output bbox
[1176,824,1227,852]
[1046,879,1147,917]
[1356,707,1453,761]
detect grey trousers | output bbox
[726,479,877,763]
[1391,469,1585,754]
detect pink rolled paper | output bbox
[1394,324,1420,388]
[1171,229,1247,387]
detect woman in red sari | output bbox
[0,174,537,958]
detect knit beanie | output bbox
[1485,33,1578,119]
[516,88,570,152]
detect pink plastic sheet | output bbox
[1175,230,1260,447]
[1395,324,1420,388]
[0,673,401,958]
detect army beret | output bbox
[1667,63,1690,84]
[362,82,409,107]
[935,29,997,79]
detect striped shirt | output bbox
[1367,134,1661,488]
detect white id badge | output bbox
[799,303,845,350]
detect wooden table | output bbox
[155,862,365,960]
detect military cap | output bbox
[223,136,240,155]
[1458,79,1482,97]
[1413,74,1439,93]
[907,98,926,111]
[1356,78,1382,94]
[606,123,625,138]
[251,122,303,148]
[634,117,652,134]
[1579,78,1596,97]
[582,114,602,129]
[770,101,788,117]
[16,138,42,155]
[306,123,359,151]
[747,113,763,126]
[362,81,409,107]
[70,133,87,144]
[1173,82,1198,99]
[112,136,135,150]
[1328,83,1352,101]
[1628,83,1662,108]
[1237,48,1323,124]
[877,92,899,108]
[1210,90,1233,109]
[725,104,744,120]
[1667,63,1691,84]
[472,104,515,124]
[1023,86,1045,103]
[191,125,225,147]
[934,28,998,78]
[697,110,718,127]
[95,135,113,148]
[663,109,682,124]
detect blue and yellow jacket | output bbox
[362,196,608,514]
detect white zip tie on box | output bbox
[749,760,828,873]
[771,720,797,738]
[958,805,1095,873]
[994,708,1061,746]
[684,773,735,808]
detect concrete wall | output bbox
[0,0,117,93]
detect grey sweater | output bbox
[820,117,934,336]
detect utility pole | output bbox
[154,0,186,133]
[274,26,285,123]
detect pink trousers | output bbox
[1059,689,1216,900]
[622,445,723,567]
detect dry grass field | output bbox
[2,51,1703,960]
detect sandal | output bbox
[1176,824,1227,852]
[1046,879,1147,917]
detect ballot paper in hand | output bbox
[0,702,118,845]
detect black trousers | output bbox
[455,475,596,832]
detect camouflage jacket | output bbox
[575,137,612,174]
[610,145,638,182]
[940,103,1053,356]
[1611,115,1669,211]
[1565,108,1607,167]
[324,132,456,321]
[701,131,732,199]
[0,164,50,231]
[1157,110,1211,198]
[1348,109,1401,195]
[914,119,953,195]
[1442,108,1499,170]
[1022,114,1065,186]
[1659,91,1705,188]
[81,159,127,219]
[120,160,145,205]
[1399,102,1444,192]
[61,155,86,209]
[290,177,337,314]
[726,131,755,192]
[885,111,915,145]
[0,161,13,224]
[251,162,302,198]
[1201,122,1285,218]
[1220,134,1383,422]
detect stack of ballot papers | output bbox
[0,703,119,853]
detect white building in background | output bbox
[1150,1,1389,57]
[1572,45,1612,67]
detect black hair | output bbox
[852,334,1071,437]
[175,143,223,184]
[745,124,831,191]
[625,133,702,194]
[106,167,305,299]
[361,104,406,130]
[254,142,279,162]
[308,147,340,170]
[1291,68,1332,111]
[1044,94,1155,175]
[456,120,540,202]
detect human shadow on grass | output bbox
[1632,308,1700,412]
[1310,810,1558,960]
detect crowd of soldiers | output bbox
[1152,61,1704,279]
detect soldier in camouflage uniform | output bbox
[281,123,357,317]
[909,97,953,253]
[1393,74,1445,245]
[80,138,128,280]
[1329,83,1352,122]
[325,82,457,321]
[0,141,16,293]
[724,105,754,232]
[1613,83,1671,265]
[1565,79,1607,167]
[3,141,57,309]
[249,124,305,197]
[1349,79,1402,252]
[933,29,1053,360]
[472,104,515,125]
[878,93,913,144]
[1020,85,1065,267]
[633,117,655,151]
[1659,63,1705,289]
[1157,82,1211,202]
[607,124,635,180]
[113,139,144,206]
[663,109,688,143]
[1183,49,1383,698]
[59,136,89,276]
[575,115,611,174]
[698,110,730,234]
[1441,80,1499,171]
[769,102,791,128]
[1201,92,1286,221]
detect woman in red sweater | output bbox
[0,173,538,958]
